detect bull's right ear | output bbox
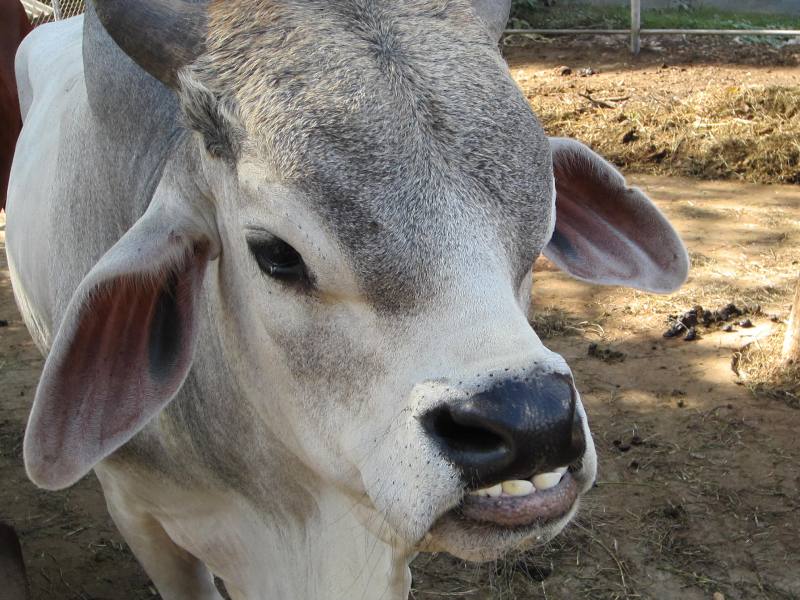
[24,177,219,490]
[544,138,689,293]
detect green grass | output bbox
[509,3,800,30]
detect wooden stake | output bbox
[630,0,641,55]
[782,273,800,364]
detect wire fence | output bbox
[22,0,800,55]
[22,0,84,25]
[507,0,800,54]
[51,0,85,20]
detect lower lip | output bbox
[458,472,579,528]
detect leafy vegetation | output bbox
[509,2,800,30]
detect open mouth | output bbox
[457,467,579,528]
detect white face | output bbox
[205,158,598,560]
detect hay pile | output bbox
[734,322,800,407]
[527,84,800,184]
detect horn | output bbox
[92,0,209,88]
[472,0,512,42]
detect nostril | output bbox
[424,407,507,455]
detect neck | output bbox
[212,486,414,599]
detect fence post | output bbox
[52,0,62,19]
[630,0,641,55]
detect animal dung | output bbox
[587,343,626,363]
[664,302,759,339]
[612,439,631,452]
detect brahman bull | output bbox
[6,1,688,598]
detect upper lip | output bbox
[457,470,580,528]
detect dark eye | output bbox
[247,233,306,283]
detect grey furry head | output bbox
[177,0,552,309]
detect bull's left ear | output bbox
[544,138,689,293]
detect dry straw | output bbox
[528,84,800,185]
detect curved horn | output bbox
[92,0,209,88]
[472,0,512,42]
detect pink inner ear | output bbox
[62,271,189,441]
[546,139,688,293]
[25,243,209,489]
[554,162,642,239]
[550,168,644,282]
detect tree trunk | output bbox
[782,273,800,365]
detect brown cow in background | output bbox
[0,7,32,597]
[0,522,30,600]
[1,0,32,211]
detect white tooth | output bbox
[533,472,562,490]
[555,466,568,475]
[485,484,503,498]
[469,483,502,497]
[501,480,535,497]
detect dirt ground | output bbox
[2,37,800,600]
